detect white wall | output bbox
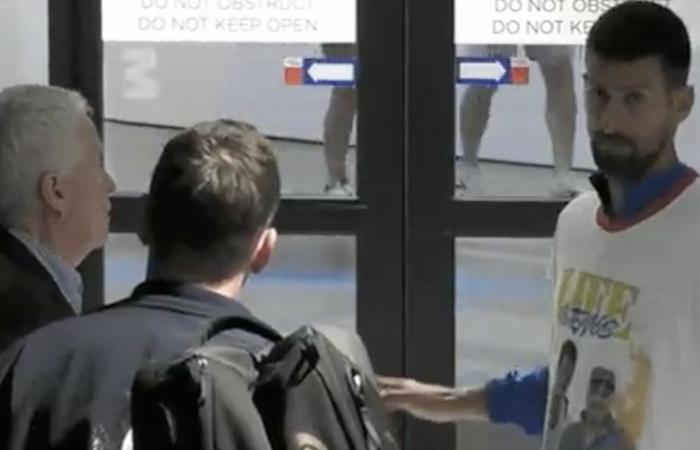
[104,42,334,140]
[0,0,48,89]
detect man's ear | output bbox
[250,227,278,274]
[38,172,67,217]
[674,85,694,124]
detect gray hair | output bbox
[0,85,92,227]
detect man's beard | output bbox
[591,132,665,182]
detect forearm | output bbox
[398,386,489,423]
[380,366,549,435]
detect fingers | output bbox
[378,376,415,390]
[377,376,423,413]
[381,392,413,412]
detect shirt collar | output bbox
[126,280,280,348]
[130,280,260,322]
[590,162,692,218]
[8,229,83,313]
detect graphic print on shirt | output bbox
[544,268,651,450]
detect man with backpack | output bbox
[0,119,382,450]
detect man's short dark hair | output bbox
[145,119,280,283]
[586,1,691,87]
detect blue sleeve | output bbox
[484,366,549,436]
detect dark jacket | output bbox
[0,227,74,353]
[0,281,275,450]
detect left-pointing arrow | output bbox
[307,62,355,85]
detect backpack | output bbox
[130,316,399,450]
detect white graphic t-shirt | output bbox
[542,176,700,450]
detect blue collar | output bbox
[590,162,690,219]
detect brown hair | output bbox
[145,119,280,283]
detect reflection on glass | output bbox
[454,238,551,450]
[457,45,578,198]
[0,0,47,89]
[321,43,357,195]
[103,1,358,198]
[455,238,551,386]
[105,234,356,333]
[454,44,591,200]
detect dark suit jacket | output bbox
[0,227,74,353]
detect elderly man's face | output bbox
[59,116,116,263]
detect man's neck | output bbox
[196,274,247,300]
[606,178,626,216]
[18,217,81,268]
[606,155,681,216]
[148,264,248,301]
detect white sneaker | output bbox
[456,160,485,196]
[550,173,580,198]
[324,181,355,197]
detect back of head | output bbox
[586,1,691,87]
[0,85,90,228]
[146,119,280,284]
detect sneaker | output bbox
[455,160,485,196]
[324,182,355,197]
[550,173,581,199]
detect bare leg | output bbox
[457,85,498,193]
[459,85,498,168]
[538,57,578,195]
[323,86,357,189]
[321,43,357,193]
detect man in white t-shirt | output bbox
[544,2,697,448]
[381,3,699,448]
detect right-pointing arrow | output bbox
[457,58,511,85]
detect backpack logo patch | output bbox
[295,432,328,450]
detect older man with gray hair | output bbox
[0,84,116,352]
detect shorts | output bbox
[321,43,357,59]
[467,44,574,61]
[322,43,574,61]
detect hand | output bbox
[379,376,458,415]
[378,376,487,422]
[629,344,651,375]
[613,343,651,443]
